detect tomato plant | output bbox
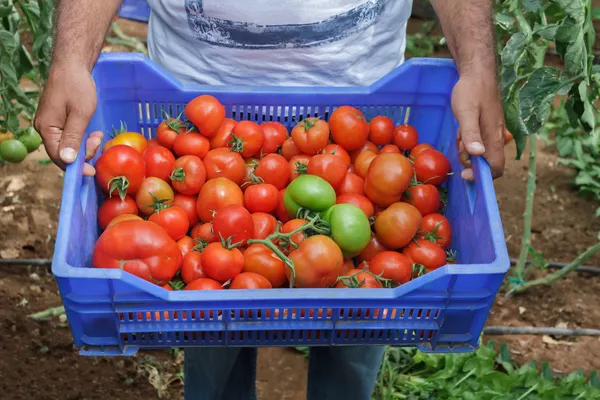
[185,95,225,137]
[291,118,329,155]
[143,145,176,182]
[170,155,207,195]
[369,116,394,145]
[93,220,182,285]
[96,145,146,200]
[0,140,27,163]
[329,106,369,150]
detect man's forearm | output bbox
[430,0,496,76]
[52,0,123,71]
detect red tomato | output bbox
[337,172,365,196]
[281,219,308,251]
[281,137,302,160]
[105,132,148,154]
[106,213,143,229]
[364,153,413,206]
[336,194,374,217]
[92,220,182,285]
[369,116,394,145]
[229,121,265,158]
[335,268,381,288]
[251,212,277,240]
[254,154,290,190]
[95,145,146,199]
[275,189,290,223]
[203,148,247,185]
[354,150,378,178]
[148,206,190,241]
[291,118,329,155]
[191,222,216,243]
[172,193,200,226]
[210,118,237,149]
[260,122,288,154]
[393,124,419,151]
[349,141,379,164]
[244,183,279,213]
[288,235,344,288]
[212,204,254,245]
[243,244,287,287]
[321,144,351,167]
[143,145,176,182]
[185,278,223,290]
[369,251,412,284]
[197,177,244,223]
[170,155,206,195]
[177,235,195,258]
[341,259,355,275]
[289,154,311,182]
[173,132,210,158]
[148,138,160,147]
[157,117,186,150]
[201,242,245,282]
[403,239,446,272]
[329,106,369,150]
[414,149,451,186]
[307,154,347,190]
[375,202,422,249]
[241,158,259,189]
[357,234,388,263]
[419,213,452,249]
[185,95,225,137]
[230,272,273,289]
[404,184,440,216]
[181,251,207,284]
[380,144,401,154]
[135,177,174,216]
[409,143,434,159]
[98,196,138,230]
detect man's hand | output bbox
[452,71,505,180]
[34,64,103,176]
[431,0,505,180]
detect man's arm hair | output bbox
[430,0,497,76]
[51,0,123,71]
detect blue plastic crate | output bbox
[52,53,509,356]
[118,0,150,23]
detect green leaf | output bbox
[564,31,586,74]
[0,1,14,19]
[0,28,17,55]
[502,32,529,66]
[523,0,542,12]
[518,67,573,136]
[541,362,554,380]
[495,13,515,31]
[577,81,595,131]
[551,0,585,21]
[534,23,558,40]
[503,90,527,159]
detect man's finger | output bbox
[59,107,94,164]
[85,131,104,161]
[452,82,486,156]
[479,106,506,179]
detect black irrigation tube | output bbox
[3,258,600,274]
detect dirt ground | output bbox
[2,13,600,400]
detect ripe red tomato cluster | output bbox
[92,95,455,291]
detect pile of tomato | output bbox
[91,95,454,291]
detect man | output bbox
[35,1,505,399]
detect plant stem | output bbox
[454,368,476,387]
[513,136,537,283]
[513,241,600,294]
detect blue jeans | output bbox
[184,346,385,400]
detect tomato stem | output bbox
[295,161,307,175]
[107,176,130,201]
[147,192,172,212]
[228,133,245,153]
[170,167,185,182]
[111,121,128,137]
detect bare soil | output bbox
[1,14,599,400]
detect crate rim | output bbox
[52,53,510,302]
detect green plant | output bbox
[374,343,600,399]
[0,0,54,134]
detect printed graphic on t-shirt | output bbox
[185,0,386,49]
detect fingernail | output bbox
[60,148,77,163]
[83,163,96,176]
[468,142,485,154]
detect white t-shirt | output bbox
[147,0,412,86]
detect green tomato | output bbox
[323,204,371,258]
[284,174,337,218]
[18,127,42,153]
[0,139,27,163]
